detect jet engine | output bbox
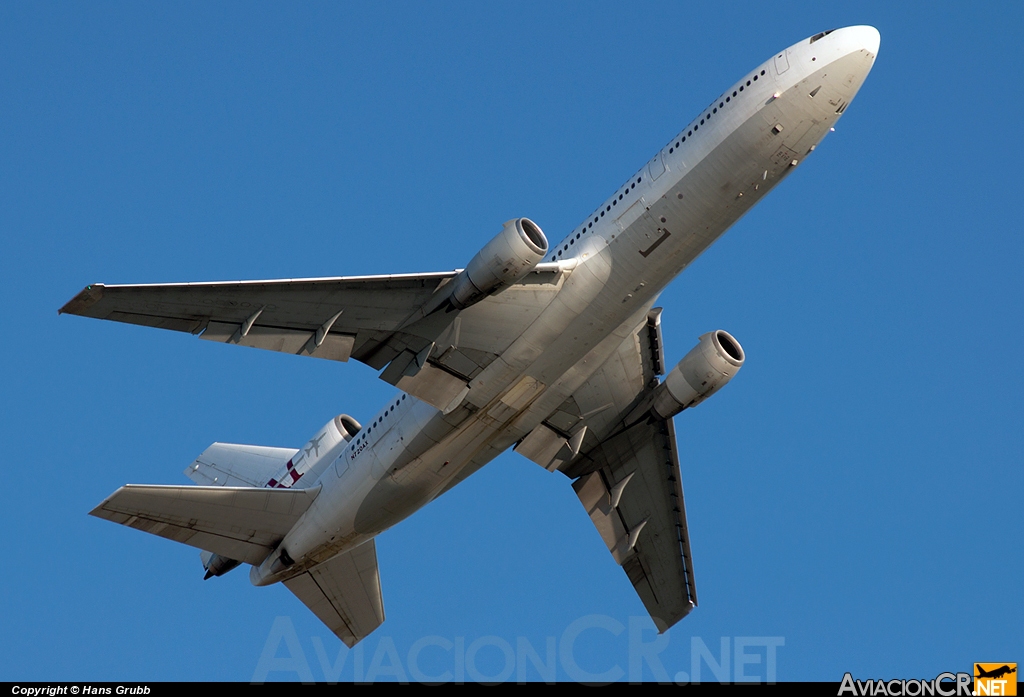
[266,414,363,489]
[201,413,363,580]
[651,330,745,419]
[202,551,241,580]
[449,217,548,309]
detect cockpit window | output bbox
[810,29,836,44]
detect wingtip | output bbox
[59,284,105,317]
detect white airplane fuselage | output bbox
[249,26,879,587]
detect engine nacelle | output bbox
[450,218,548,309]
[201,551,241,579]
[266,414,362,489]
[652,330,745,419]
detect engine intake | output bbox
[450,218,548,309]
[265,414,362,489]
[652,330,745,419]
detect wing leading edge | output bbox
[59,272,459,363]
[61,265,567,411]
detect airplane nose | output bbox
[841,25,880,56]
[854,25,880,55]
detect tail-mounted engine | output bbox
[266,414,363,489]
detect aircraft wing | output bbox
[283,540,384,648]
[568,415,697,630]
[89,484,320,565]
[516,308,697,629]
[60,265,566,411]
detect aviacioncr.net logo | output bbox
[838,672,972,696]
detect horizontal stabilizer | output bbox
[185,442,299,487]
[90,484,320,565]
[284,540,385,647]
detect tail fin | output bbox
[187,413,358,491]
[185,443,299,487]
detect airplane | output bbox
[60,26,880,647]
[976,665,1016,680]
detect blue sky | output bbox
[2,1,1021,683]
